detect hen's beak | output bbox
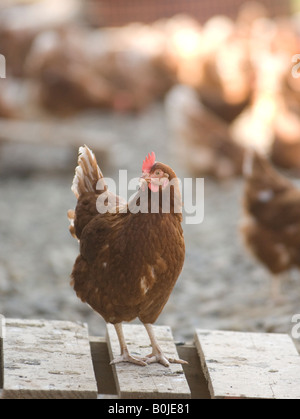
[140,173,151,183]
[139,173,151,192]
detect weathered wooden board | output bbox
[0,118,115,152]
[195,329,300,399]
[2,319,98,399]
[106,324,191,399]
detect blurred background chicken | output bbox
[25,24,177,115]
[0,0,80,77]
[241,150,300,300]
[165,84,245,179]
[1,0,299,141]
[270,105,300,173]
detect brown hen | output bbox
[241,150,300,299]
[68,146,186,367]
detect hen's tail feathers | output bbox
[71,145,106,199]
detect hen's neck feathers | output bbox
[128,178,182,219]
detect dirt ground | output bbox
[0,104,300,351]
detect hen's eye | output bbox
[155,170,162,176]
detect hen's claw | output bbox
[145,352,188,368]
[110,351,147,367]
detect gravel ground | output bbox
[0,104,300,352]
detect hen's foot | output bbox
[145,351,188,368]
[110,351,147,367]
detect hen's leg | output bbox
[270,273,290,305]
[110,323,147,366]
[270,275,282,303]
[143,323,188,367]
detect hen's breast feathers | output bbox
[72,211,185,323]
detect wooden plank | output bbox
[106,324,191,399]
[0,315,4,389]
[89,336,117,396]
[0,118,115,152]
[2,319,98,399]
[195,329,300,399]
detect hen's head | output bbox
[141,152,177,193]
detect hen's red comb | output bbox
[142,152,156,173]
